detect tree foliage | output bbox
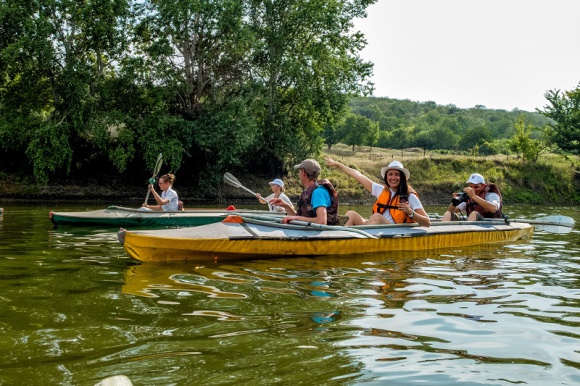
[0,0,376,187]
[347,97,554,155]
[539,84,580,154]
[339,113,378,152]
[507,117,553,162]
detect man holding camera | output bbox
[442,173,503,221]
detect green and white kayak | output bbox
[49,206,283,228]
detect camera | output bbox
[451,192,469,206]
[400,194,408,203]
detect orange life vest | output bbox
[372,188,414,224]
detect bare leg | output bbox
[441,211,453,221]
[366,213,391,225]
[467,211,480,221]
[344,210,367,226]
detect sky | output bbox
[353,0,580,112]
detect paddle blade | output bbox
[144,153,163,204]
[223,172,258,196]
[534,215,575,228]
[533,224,574,234]
[511,215,575,234]
[153,153,163,176]
[223,172,241,188]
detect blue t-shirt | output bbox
[311,185,331,210]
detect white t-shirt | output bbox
[371,182,423,224]
[266,193,294,212]
[456,192,500,212]
[161,188,179,211]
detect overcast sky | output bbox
[353,0,580,112]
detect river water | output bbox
[0,203,579,385]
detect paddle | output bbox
[223,172,260,197]
[287,220,379,239]
[144,153,163,205]
[236,213,378,239]
[501,215,575,234]
[430,214,575,234]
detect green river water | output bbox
[0,202,579,385]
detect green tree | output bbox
[247,0,375,172]
[340,114,364,151]
[458,126,492,150]
[507,117,552,162]
[0,0,132,182]
[415,126,459,150]
[540,84,580,154]
[389,125,415,149]
[377,130,393,149]
[324,121,344,150]
[364,118,379,156]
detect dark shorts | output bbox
[451,212,485,221]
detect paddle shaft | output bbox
[235,213,377,239]
[223,173,260,197]
[144,153,163,204]
[288,220,378,239]
[430,214,574,228]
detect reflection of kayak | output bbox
[49,206,283,227]
[121,264,241,298]
[118,215,534,262]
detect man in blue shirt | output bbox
[271,159,339,225]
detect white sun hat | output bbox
[380,160,410,180]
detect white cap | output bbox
[467,173,485,184]
[269,178,284,188]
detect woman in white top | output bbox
[256,178,294,212]
[142,174,179,211]
[325,158,430,227]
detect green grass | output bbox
[306,144,580,205]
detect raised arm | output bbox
[325,157,373,193]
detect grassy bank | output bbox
[1,144,578,205]
[281,144,579,205]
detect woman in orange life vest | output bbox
[325,158,430,227]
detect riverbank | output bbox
[1,145,578,205]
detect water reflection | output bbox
[117,233,580,384]
[0,203,579,385]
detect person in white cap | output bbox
[270,159,339,225]
[442,173,503,221]
[255,178,294,212]
[325,157,430,227]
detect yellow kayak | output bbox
[118,215,534,262]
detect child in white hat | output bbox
[256,178,295,212]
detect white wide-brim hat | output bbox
[380,160,410,180]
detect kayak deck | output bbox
[49,206,283,227]
[119,218,534,262]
